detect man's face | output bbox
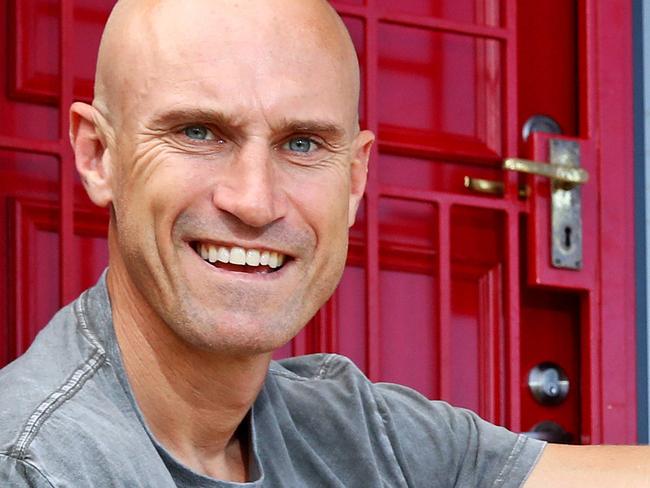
[96,1,372,354]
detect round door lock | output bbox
[524,420,572,444]
[527,362,570,405]
[521,114,562,142]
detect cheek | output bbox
[148,168,203,219]
[112,156,213,257]
[293,172,350,230]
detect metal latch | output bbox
[464,139,588,270]
[505,139,587,269]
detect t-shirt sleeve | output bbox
[374,382,546,488]
[0,454,55,488]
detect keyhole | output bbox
[563,226,572,250]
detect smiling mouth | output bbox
[191,242,288,274]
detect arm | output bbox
[524,444,650,487]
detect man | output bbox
[0,0,647,486]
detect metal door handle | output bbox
[503,157,589,188]
[464,153,588,197]
[528,362,570,405]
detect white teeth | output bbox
[230,247,246,265]
[197,243,286,269]
[217,247,230,263]
[246,249,261,266]
[208,245,218,263]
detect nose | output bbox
[212,143,286,227]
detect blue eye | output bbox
[183,126,213,140]
[286,137,316,153]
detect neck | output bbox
[107,258,271,481]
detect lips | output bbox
[192,242,287,273]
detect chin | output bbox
[164,305,304,356]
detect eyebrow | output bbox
[148,108,245,131]
[275,119,348,141]
[148,108,348,141]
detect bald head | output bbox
[94,0,361,131]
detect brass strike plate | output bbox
[550,139,582,269]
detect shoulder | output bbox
[266,354,545,487]
[0,290,165,485]
[270,352,364,381]
[266,354,442,446]
[269,353,457,419]
[0,297,104,452]
[268,353,377,403]
[266,353,385,428]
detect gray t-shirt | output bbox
[0,274,545,487]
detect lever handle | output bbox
[503,158,589,187]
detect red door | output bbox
[0,0,636,444]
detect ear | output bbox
[348,129,374,227]
[69,102,113,208]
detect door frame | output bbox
[585,0,636,443]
